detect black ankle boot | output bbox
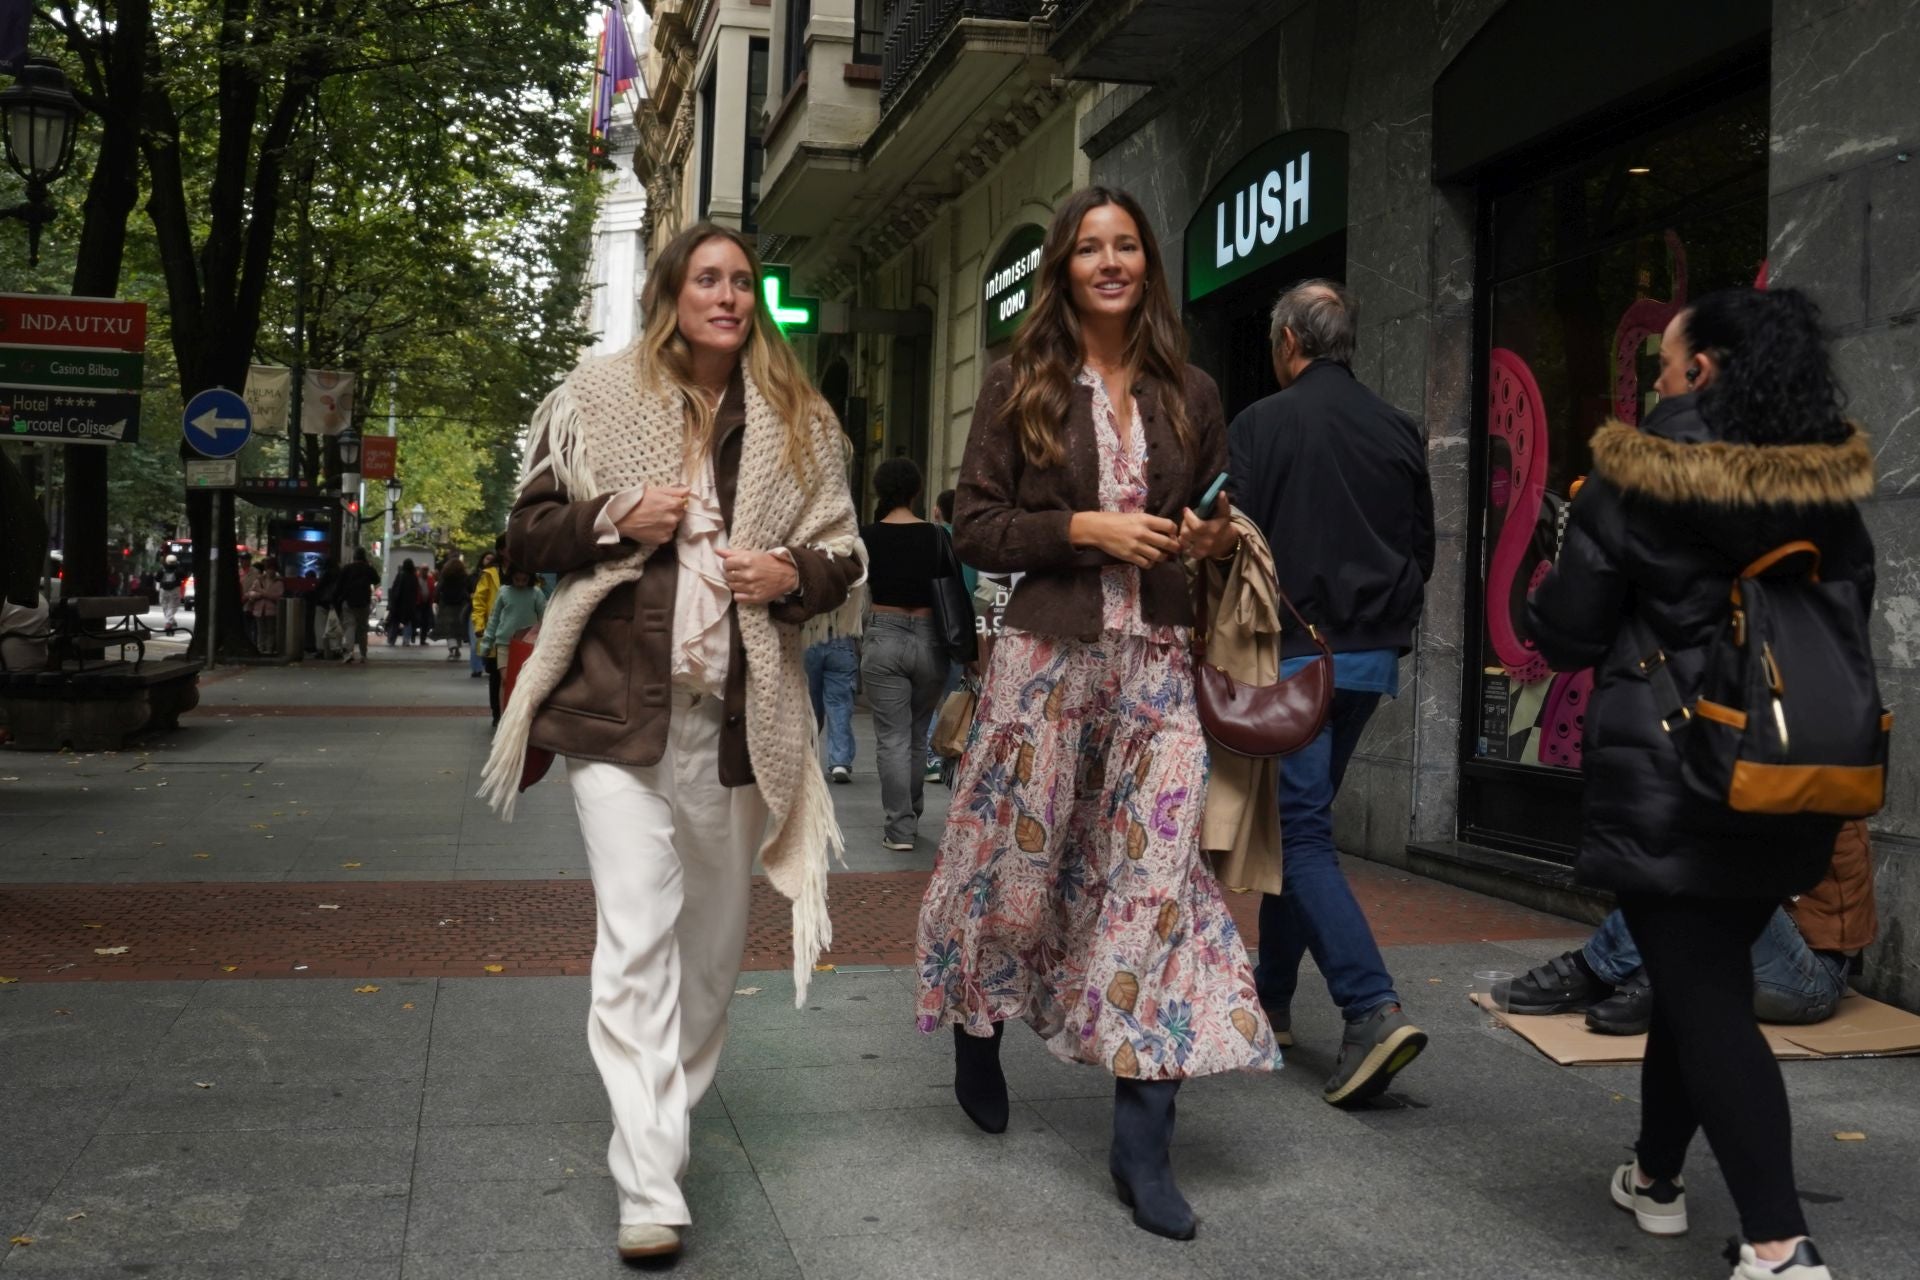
[1109,1078,1195,1240]
[952,1023,1008,1134]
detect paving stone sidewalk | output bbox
[5,655,1918,1278]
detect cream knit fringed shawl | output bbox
[478,341,865,1004]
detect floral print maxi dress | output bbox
[914,369,1279,1080]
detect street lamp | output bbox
[1,57,86,267]
[409,502,425,531]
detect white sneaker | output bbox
[617,1222,681,1260]
[882,838,914,851]
[1610,1161,1687,1235]
[1729,1240,1832,1279]
[830,765,851,784]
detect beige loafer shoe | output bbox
[617,1222,681,1260]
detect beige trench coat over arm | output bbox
[1198,510,1284,897]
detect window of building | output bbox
[783,0,810,92]
[697,69,716,220]
[854,0,884,64]
[744,38,769,232]
[1462,85,1768,855]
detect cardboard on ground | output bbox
[1473,993,1920,1065]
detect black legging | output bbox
[1618,893,1807,1243]
[485,654,502,724]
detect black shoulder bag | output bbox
[928,525,978,664]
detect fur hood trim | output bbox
[1589,421,1874,507]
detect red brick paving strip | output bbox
[0,862,1577,983]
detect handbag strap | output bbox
[1191,556,1332,664]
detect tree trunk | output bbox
[55,0,151,598]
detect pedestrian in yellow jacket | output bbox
[467,543,502,680]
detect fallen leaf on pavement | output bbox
[316,904,341,911]
[64,1212,85,1222]
[1835,1131,1867,1141]
[53,1009,70,1016]
[193,1081,213,1089]
[483,964,504,973]
[354,985,380,994]
[83,922,103,928]
[401,1002,415,1010]
[221,966,238,973]
[193,852,211,860]
[250,823,269,830]
[341,862,362,869]
[10,1235,31,1246]
[1427,977,1443,984]
[734,987,762,997]
[0,977,17,984]
[813,963,836,973]
[93,946,129,956]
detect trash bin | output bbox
[277,598,305,664]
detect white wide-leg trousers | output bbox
[567,691,766,1227]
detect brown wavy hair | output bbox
[1004,187,1191,467]
[637,222,827,475]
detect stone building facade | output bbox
[637,0,1919,1007]
[1069,0,1918,1008]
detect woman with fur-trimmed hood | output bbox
[481,223,864,1263]
[1529,287,1874,1280]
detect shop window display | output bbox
[1475,90,1768,772]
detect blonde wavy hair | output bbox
[637,222,826,475]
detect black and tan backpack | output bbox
[1642,540,1889,817]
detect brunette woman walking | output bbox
[481,223,863,1263]
[1530,288,1874,1280]
[913,187,1278,1241]
[860,456,951,851]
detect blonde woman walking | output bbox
[481,223,863,1263]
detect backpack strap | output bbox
[1739,540,1821,587]
[1637,648,1691,733]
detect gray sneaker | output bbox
[1323,1003,1427,1107]
[1610,1160,1687,1235]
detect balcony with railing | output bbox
[878,0,1036,109]
[1046,0,1273,84]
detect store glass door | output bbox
[1462,85,1770,860]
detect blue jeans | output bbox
[1254,689,1401,1023]
[1583,905,1849,1024]
[467,617,484,674]
[805,636,857,770]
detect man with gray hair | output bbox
[1227,278,1435,1108]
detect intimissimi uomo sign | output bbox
[1182,130,1348,304]
[982,223,1046,346]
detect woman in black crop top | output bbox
[860,458,950,851]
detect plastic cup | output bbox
[1474,969,1515,1028]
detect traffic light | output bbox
[344,497,360,516]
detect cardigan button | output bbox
[726,713,743,727]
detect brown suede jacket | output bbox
[951,357,1228,641]
[1789,819,1879,954]
[506,372,859,784]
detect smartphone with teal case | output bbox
[1196,471,1230,518]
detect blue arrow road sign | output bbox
[183,387,252,459]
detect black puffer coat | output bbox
[1527,395,1876,899]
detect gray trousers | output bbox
[860,614,947,845]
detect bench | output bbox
[48,595,150,669]
[0,657,203,750]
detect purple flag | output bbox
[605,2,638,94]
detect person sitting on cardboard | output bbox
[1506,821,1878,1035]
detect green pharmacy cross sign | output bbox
[760,264,818,336]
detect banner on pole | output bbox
[301,370,356,436]
[244,365,292,435]
[359,435,397,480]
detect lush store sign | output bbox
[982,224,1046,346]
[1183,130,1347,303]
